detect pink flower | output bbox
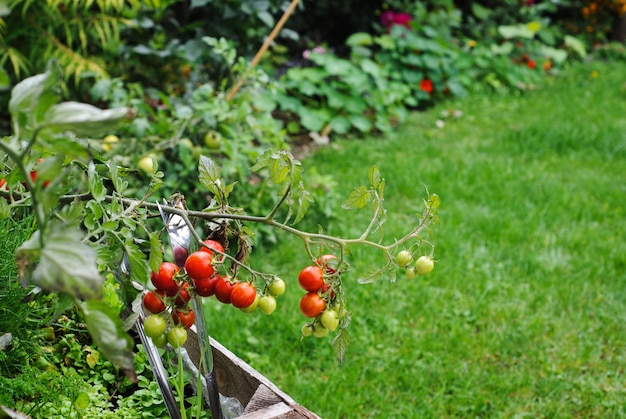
[380,11,413,30]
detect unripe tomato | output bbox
[268,278,286,297]
[298,265,324,292]
[193,275,220,297]
[152,333,168,348]
[143,314,166,338]
[167,327,188,348]
[405,266,418,279]
[230,282,257,309]
[300,292,326,318]
[185,251,215,281]
[172,308,195,329]
[320,310,339,331]
[240,295,260,313]
[102,134,119,152]
[415,256,435,275]
[396,250,412,268]
[215,277,235,304]
[204,130,222,149]
[150,262,180,296]
[301,323,313,337]
[313,326,329,338]
[138,155,156,174]
[143,290,166,314]
[258,295,277,315]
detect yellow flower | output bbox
[591,70,599,78]
[467,39,477,48]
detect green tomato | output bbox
[415,256,435,275]
[301,323,313,337]
[240,295,260,313]
[138,155,155,174]
[395,250,412,268]
[405,266,418,279]
[313,326,329,338]
[102,134,119,152]
[268,278,286,297]
[204,131,222,149]
[167,327,188,349]
[143,314,166,338]
[320,310,339,331]
[258,295,277,315]
[152,333,168,348]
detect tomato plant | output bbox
[184,251,215,281]
[317,254,338,273]
[268,277,286,297]
[174,282,191,306]
[396,250,412,268]
[258,295,277,315]
[298,265,324,292]
[230,282,257,309]
[200,239,225,255]
[300,292,326,318]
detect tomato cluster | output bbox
[298,254,345,338]
[395,251,435,279]
[142,238,287,347]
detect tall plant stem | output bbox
[225,0,300,101]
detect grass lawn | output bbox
[203,59,626,418]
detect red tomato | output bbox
[143,290,166,314]
[200,239,225,255]
[185,251,215,281]
[230,282,257,309]
[215,277,235,304]
[193,275,220,297]
[298,266,324,292]
[172,308,196,329]
[150,262,180,295]
[316,254,338,273]
[300,292,326,318]
[174,282,191,306]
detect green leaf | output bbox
[125,241,150,286]
[332,327,350,365]
[9,60,62,138]
[80,300,136,381]
[350,115,373,133]
[40,102,135,137]
[329,116,351,135]
[0,67,9,90]
[346,32,373,46]
[341,186,372,209]
[88,161,106,202]
[0,197,10,219]
[299,108,328,132]
[148,232,163,274]
[498,24,535,39]
[16,225,103,299]
[294,182,314,225]
[368,166,381,188]
[564,35,587,58]
[198,155,221,185]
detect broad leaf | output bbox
[198,155,221,185]
[88,161,106,202]
[342,186,372,209]
[16,225,103,299]
[332,327,350,364]
[40,102,134,137]
[81,300,136,381]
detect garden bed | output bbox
[184,328,320,419]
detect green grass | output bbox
[203,60,626,418]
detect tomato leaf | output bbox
[88,161,106,202]
[198,154,220,184]
[80,300,136,382]
[332,327,350,364]
[124,241,150,287]
[40,102,135,137]
[341,186,372,209]
[368,165,381,189]
[16,225,103,299]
